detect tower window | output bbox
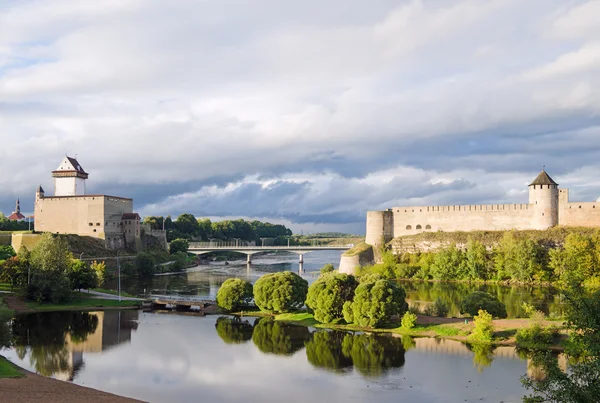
[406,225,412,230]
[89,223,93,226]
[426,225,431,230]
[579,206,582,209]
[416,225,422,230]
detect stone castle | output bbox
[34,156,166,250]
[365,170,600,248]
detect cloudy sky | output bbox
[1,0,599,234]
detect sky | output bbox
[1,0,600,235]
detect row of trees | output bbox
[143,214,292,243]
[0,213,29,231]
[0,234,106,303]
[367,232,600,285]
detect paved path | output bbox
[81,289,145,301]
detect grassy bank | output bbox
[342,242,372,257]
[0,357,23,379]
[88,288,138,298]
[26,298,141,312]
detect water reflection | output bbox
[215,317,253,344]
[251,318,310,356]
[10,310,138,380]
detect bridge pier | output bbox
[247,254,252,264]
[298,254,304,264]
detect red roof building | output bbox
[7,199,26,221]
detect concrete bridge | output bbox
[187,242,351,263]
[146,295,214,312]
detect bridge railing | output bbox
[188,241,257,248]
[188,243,354,249]
[149,294,211,303]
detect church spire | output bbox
[15,198,20,214]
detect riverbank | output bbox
[234,309,565,349]
[0,356,143,402]
[3,294,142,314]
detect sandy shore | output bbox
[0,364,145,403]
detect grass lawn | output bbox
[0,357,23,379]
[88,288,138,298]
[27,298,141,311]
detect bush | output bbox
[254,271,308,313]
[342,278,407,328]
[467,309,494,344]
[90,261,106,286]
[424,297,450,317]
[516,324,559,350]
[216,278,253,311]
[319,263,335,275]
[305,272,358,323]
[460,291,507,318]
[135,252,157,277]
[169,238,189,255]
[408,303,422,315]
[68,260,98,291]
[401,311,417,330]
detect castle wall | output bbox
[390,203,534,237]
[365,210,394,246]
[559,202,600,227]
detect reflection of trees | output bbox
[468,343,494,372]
[305,331,353,373]
[0,322,11,349]
[215,316,253,344]
[305,330,406,378]
[342,333,405,377]
[11,312,99,377]
[251,318,310,356]
[401,335,416,351]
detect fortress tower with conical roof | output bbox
[528,170,559,229]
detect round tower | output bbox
[528,170,559,230]
[365,210,394,247]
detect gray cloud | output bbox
[2,0,600,233]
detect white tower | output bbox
[528,170,559,230]
[52,156,88,196]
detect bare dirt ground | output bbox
[0,369,144,403]
[2,295,34,314]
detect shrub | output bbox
[401,311,417,330]
[68,260,98,291]
[516,324,559,351]
[467,309,494,344]
[319,263,335,275]
[90,261,106,286]
[216,278,253,311]
[254,271,308,313]
[169,238,189,255]
[342,278,407,328]
[305,272,358,323]
[424,297,450,317]
[135,252,157,277]
[460,291,507,318]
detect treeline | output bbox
[365,231,600,286]
[142,214,292,243]
[0,213,29,231]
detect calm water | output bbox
[2,310,534,403]
[107,250,563,317]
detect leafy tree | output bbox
[90,261,106,286]
[216,278,253,311]
[319,263,335,275]
[305,272,358,323]
[169,238,189,254]
[342,278,407,327]
[175,214,200,236]
[460,291,507,318]
[68,260,98,292]
[214,316,253,344]
[27,234,73,303]
[430,245,466,281]
[0,256,29,290]
[465,239,490,280]
[254,271,308,313]
[0,245,15,261]
[170,251,188,272]
[493,233,544,282]
[251,318,310,355]
[401,311,417,330]
[522,285,600,402]
[549,233,598,286]
[467,309,494,344]
[305,331,353,373]
[135,252,157,277]
[197,218,213,240]
[30,234,72,273]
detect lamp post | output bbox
[117,250,121,302]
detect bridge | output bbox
[187,242,352,263]
[146,295,214,312]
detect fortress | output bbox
[365,170,600,248]
[34,156,166,250]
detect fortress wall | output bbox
[559,202,600,227]
[391,203,534,237]
[365,210,394,246]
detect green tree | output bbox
[430,245,466,281]
[319,263,335,275]
[467,309,494,343]
[460,291,507,318]
[305,272,358,323]
[251,318,310,355]
[27,234,73,303]
[214,316,253,344]
[68,260,98,292]
[135,252,157,277]
[216,278,253,311]
[465,239,490,280]
[0,245,15,261]
[90,260,106,286]
[254,271,308,313]
[0,256,29,290]
[169,238,189,254]
[175,213,200,236]
[522,285,600,402]
[549,233,598,286]
[342,278,407,327]
[401,311,417,330]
